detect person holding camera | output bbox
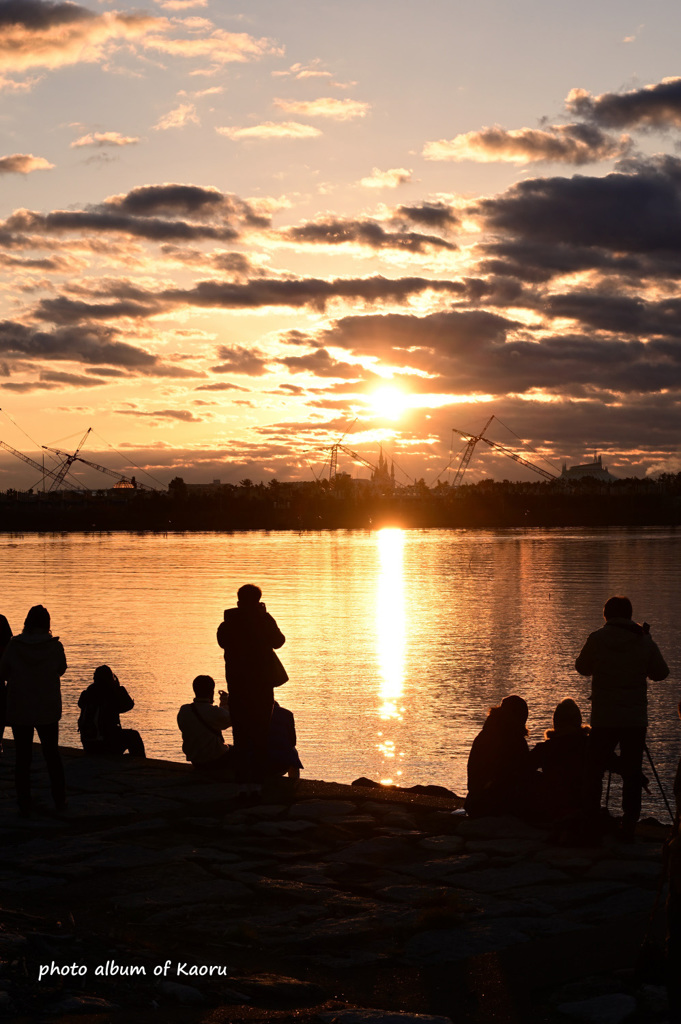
[575,595,670,840]
[177,674,234,773]
[217,584,287,792]
[77,665,145,758]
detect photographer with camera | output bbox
[177,675,234,774]
[575,595,670,840]
[78,665,146,758]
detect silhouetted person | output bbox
[77,665,145,757]
[0,605,66,815]
[177,675,234,774]
[668,700,681,1024]
[0,614,12,756]
[217,584,287,792]
[530,698,592,842]
[465,694,534,818]
[267,700,303,780]
[576,595,669,840]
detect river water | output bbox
[1,527,679,816]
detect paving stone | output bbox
[506,880,625,910]
[465,838,541,857]
[397,854,489,882]
[326,837,412,865]
[235,973,325,1006]
[317,1011,453,1024]
[403,920,531,964]
[584,859,662,883]
[566,887,657,924]
[452,862,567,893]
[456,816,548,841]
[113,878,252,910]
[556,993,637,1023]
[290,800,358,820]
[417,835,465,855]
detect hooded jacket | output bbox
[0,632,67,726]
[575,617,669,728]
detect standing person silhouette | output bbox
[575,595,670,840]
[0,605,67,815]
[0,614,12,755]
[217,584,287,795]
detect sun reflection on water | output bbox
[375,528,406,778]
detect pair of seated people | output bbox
[77,665,146,757]
[176,675,303,780]
[465,694,595,840]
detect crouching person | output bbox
[267,700,303,780]
[177,675,234,775]
[78,665,145,758]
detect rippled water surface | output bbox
[2,528,680,814]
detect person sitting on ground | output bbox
[529,698,591,841]
[177,675,234,774]
[78,666,146,757]
[0,614,12,756]
[267,700,303,780]
[465,694,539,819]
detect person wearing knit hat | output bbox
[530,698,591,842]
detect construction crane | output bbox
[0,439,85,491]
[439,415,495,487]
[43,428,92,492]
[42,444,148,490]
[452,423,558,482]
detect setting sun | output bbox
[369,386,410,420]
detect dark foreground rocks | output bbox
[0,743,673,1023]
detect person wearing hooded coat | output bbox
[0,605,66,814]
[465,694,535,818]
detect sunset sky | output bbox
[2,0,681,488]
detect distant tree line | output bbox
[0,472,680,532]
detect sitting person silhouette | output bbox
[78,666,146,757]
[267,700,303,780]
[177,675,234,774]
[465,694,534,818]
[529,698,591,841]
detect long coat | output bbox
[0,632,67,726]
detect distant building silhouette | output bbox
[561,454,616,482]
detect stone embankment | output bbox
[0,744,672,1024]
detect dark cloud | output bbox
[1,380,56,392]
[567,78,681,129]
[0,320,157,367]
[39,370,107,386]
[106,184,270,229]
[278,348,368,378]
[394,202,459,230]
[323,310,681,397]
[476,157,681,254]
[117,408,203,422]
[194,382,249,392]
[0,1,93,30]
[1,184,268,248]
[281,218,457,253]
[0,319,203,378]
[212,344,270,375]
[426,123,630,165]
[170,275,466,312]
